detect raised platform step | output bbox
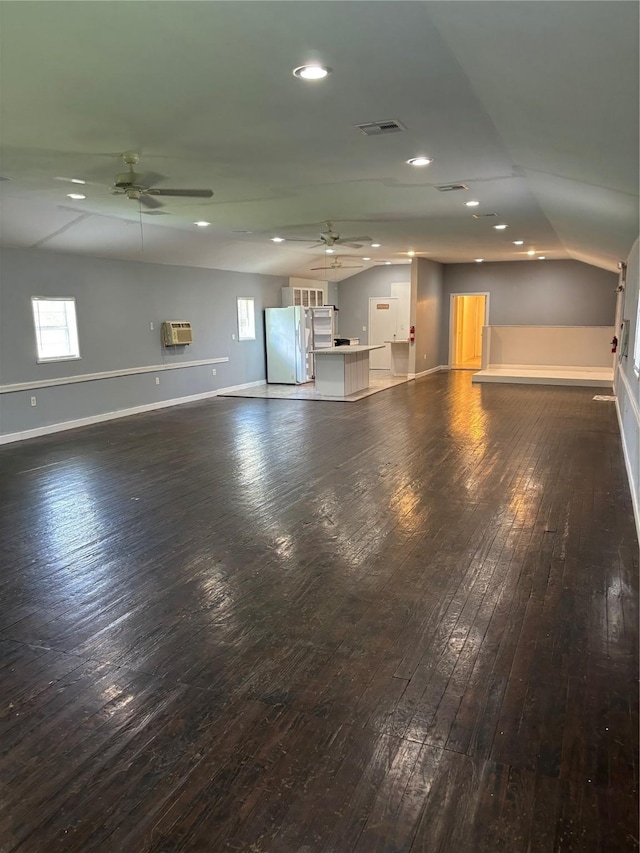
[472,365,614,387]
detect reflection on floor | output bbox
[452,358,481,370]
[219,370,411,402]
[472,365,613,387]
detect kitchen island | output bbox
[311,344,384,397]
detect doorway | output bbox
[450,293,488,369]
[369,297,398,369]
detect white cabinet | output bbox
[281,286,325,309]
[312,305,336,350]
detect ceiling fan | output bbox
[310,256,364,271]
[284,221,373,249]
[111,152,214,209]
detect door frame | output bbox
[448,292,490,368]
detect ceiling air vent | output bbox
[472,212,499,218]
[356,119,406,136]
[435,184,468,192]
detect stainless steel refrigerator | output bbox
[265,307,314,384]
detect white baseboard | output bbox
[614,372,640,542]
[410,365,445,380]
[220,380,266,394]
[0,380,266,445]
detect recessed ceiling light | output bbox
[527,250,536,256]
[538,256,546,260]
[194,221,210,227]
[362,257,371,261]
[271,236,285,242]
[70,178,86,185]
[465,201,480,207]
[513,240,524,246]
[325,248,335,254]
[475,258,484,263]
[385,261,391,265]
[406,157,433,167]
[293,64,331,80]
[66,193,86,200]
[493,224,508,230]
[371,243,381,248]
[407,251,416,257]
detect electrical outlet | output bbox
[155,377,160,385]
[424,354,427,360]
[232,333,236,340]
[212,368,217,376]
[149,321,154,331]
[30,396,37,407]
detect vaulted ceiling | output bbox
[1,1,638,280]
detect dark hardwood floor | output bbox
[0,371,637,852]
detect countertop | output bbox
[310,345,385,355]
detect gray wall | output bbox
[614,238,639,533]
[337,264,411,343]
[327,281,339,310]
[440,259,617,364]
[413,258,444,372]
[0,247,285,436]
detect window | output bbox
[237,297,256,341]
[31,297,80,362]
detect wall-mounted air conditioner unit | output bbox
[162,321,193,346]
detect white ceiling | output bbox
[1,1,638,281]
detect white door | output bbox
[369,298,398,369]
[390,282,411,339]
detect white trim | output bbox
[449,292,490,368]
[486,363,612,373]
[0,379,266,445]
[0,358,230,394]
[409,365,443,380]
[36,355,82,365]
[614,370,640,542]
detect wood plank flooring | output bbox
[0,371,637,852]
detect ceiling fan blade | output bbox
[148,188,214,198]
[338,241,363,249]
[139,194,164,209]
[339,235,372,243]
[310,263,363,271]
